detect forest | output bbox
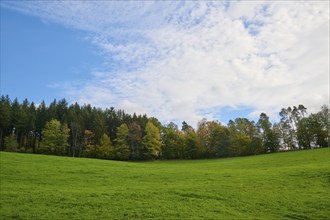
[0,95,328,161]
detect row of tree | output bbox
[0,95,328,160]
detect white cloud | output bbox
[2,1,329,126]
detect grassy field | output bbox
[0,149,329,220]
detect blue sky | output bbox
[1,8,100,103]
[1,1,329,126]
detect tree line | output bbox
[0,95,328,160]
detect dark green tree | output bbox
[257,113,280,153]
[0,95,11,150]
[67,103,83,157]
[197,120,229,158]
[161,122,182,159]
[228,118,261,156]
[184,129,202,159]
[4,134,18,152]
[297,107,329,148]
[128,122,143,160]
[91,108,107,144]
[297,117,313,149]
[35,101,49,151]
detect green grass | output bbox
[1,149,329,220]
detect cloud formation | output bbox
[2,1,329,126]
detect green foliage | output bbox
[257,113,280,153]
[142,121,161,159]
[82,130,96,158]
[229,133,251,156]
[0,95,328,162]
[197,120,229,158]
[228,118,262,156]
[279,105,307,150]
[96,133,113,159]
[185,130,202,159]
[161,122,182,159]
[0,96,11,150]
[114,124,130,160]
[1,149,329,219]
[41,119,70,155]
[297,111,329,148]
[3,134,18,152]
[128,122,143,160]
[0,96,11,130]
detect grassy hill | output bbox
[0,149,329,219]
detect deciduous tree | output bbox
[143,121,161,159]
[42,119,70,155]
[114,124,130,160]
[96,133,113,159]
[257,113,280,153]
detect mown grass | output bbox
[0,148,329,219]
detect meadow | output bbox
[0,148,329,219]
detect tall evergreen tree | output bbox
[35,101,49,151]
[0,95,11,150]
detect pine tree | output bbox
[0,95,11,150]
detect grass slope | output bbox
[0,149,329,220]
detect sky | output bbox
[0,1,329,127]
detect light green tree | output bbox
[143,121,161,159]
[42,119,70,155]
[114,124,130,160]
[96,133,113,159]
